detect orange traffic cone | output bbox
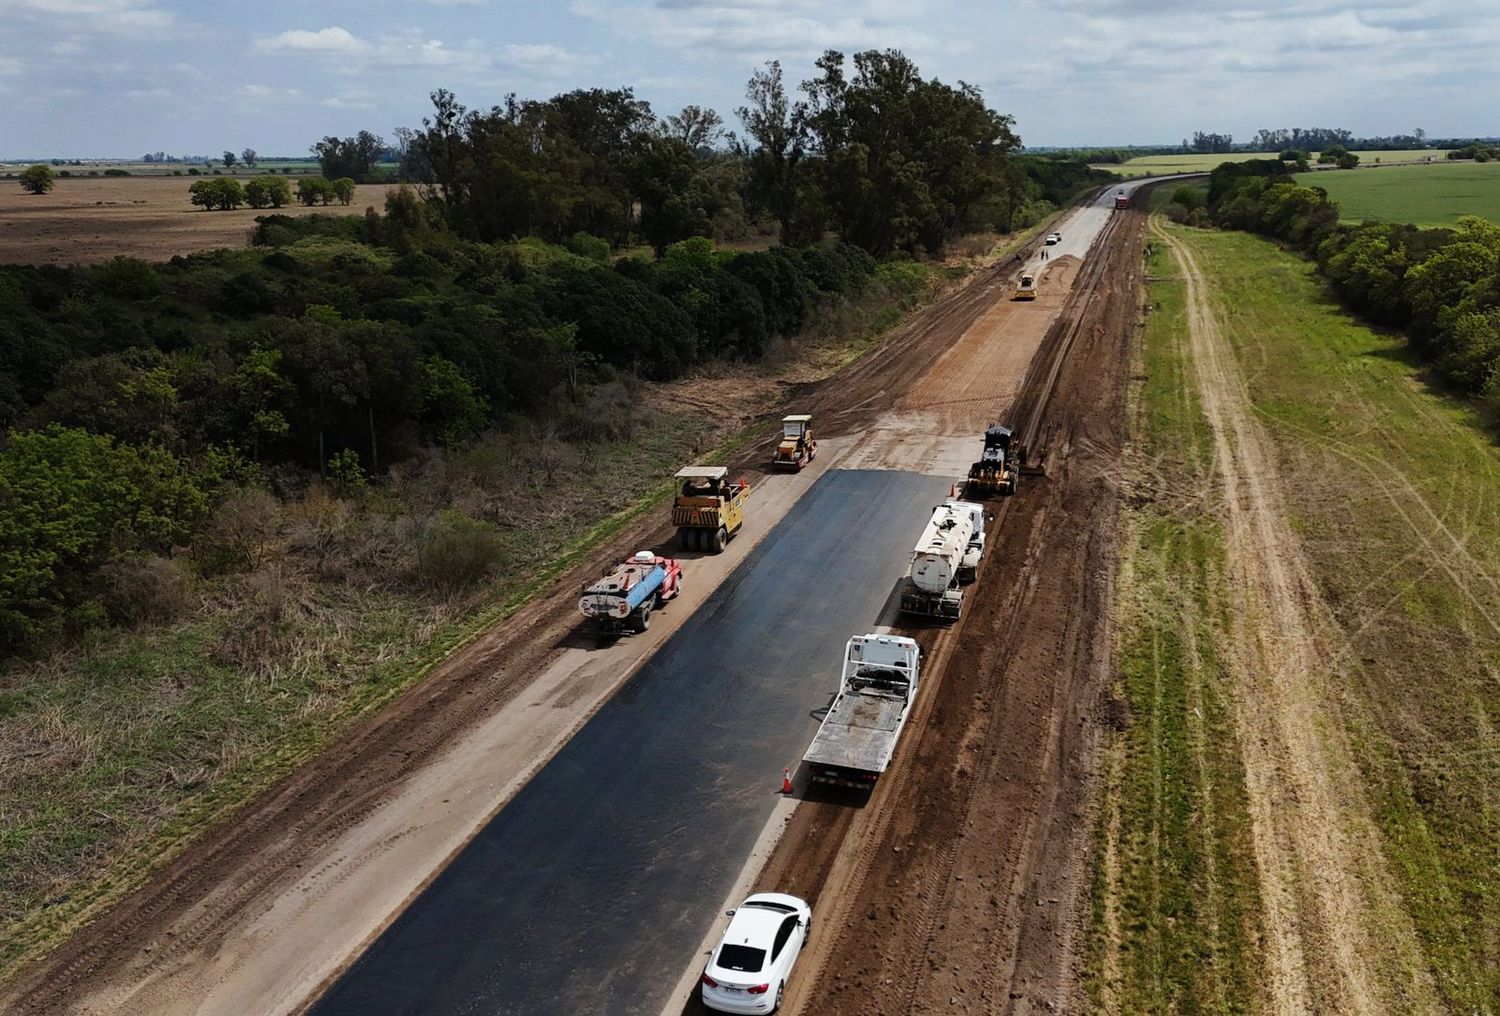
[950,482,956,498]
[781,768,793,795]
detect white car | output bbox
[700,892,812,1013]
[1045,231,1061,245]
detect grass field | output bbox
[1094,221,1500,1011]
[1295,161,1500,226]
[1097,149,1449,177]
[1089,237,1263,1012]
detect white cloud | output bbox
[570,0,939,61]
[8,0,175,35]
[498,43,597,73]
[238,83,303,99]
[323,94,379,110]
[371,32,489,70]
[124,86,172,100]
[0,57,23,75]
[256,27,368,54]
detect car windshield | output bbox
[716,944,767,972]
[741,901,796,914]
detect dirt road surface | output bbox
[728,202,1146,1016]
[0,177,390,265]
[1158,223,1439,1014]
[1,185,1147,1015]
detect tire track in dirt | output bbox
[755,203,1142,1016]
[1157,220,1440,1014]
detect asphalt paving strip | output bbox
[310,468,952,1016]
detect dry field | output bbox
[0,176,392,265]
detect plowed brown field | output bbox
[0,177,390,265]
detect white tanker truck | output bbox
[898,499,988,620]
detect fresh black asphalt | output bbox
[311,468,949,1015]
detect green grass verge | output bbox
[1294,161,1500,227]
[1090,238,1264,1012]
[1146,223,1500,1012]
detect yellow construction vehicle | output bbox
[1013,272,1037,301]
[672,466,749,553]
[772,414,817,470]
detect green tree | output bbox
[631,134,707,255]
[802,49,1019,255]
[223,150,237,169]
[244,177,273,209]
[326,448,366,496]
[1336,151,1360,169]
[0,425,207,651]
[737,61,817,245]
[663,105,724,149]
[421,355,489,446]
[312,130,385,181]
[189,177,245,210]
[19,164,55,194]
[240,147,258,167]
[330,176,356,205]
[246,175,293,209]
[231,346,292,460]
[296,176,335,205]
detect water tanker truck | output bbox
[899,499,988,620]
[578,550,683,635]
[1114,190,1130,210]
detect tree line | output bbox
[0,48,1120,656]
[1202,159,1500,410]
[396,49,1087,257]
[0,198,902,651]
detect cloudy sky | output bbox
[1,0,1495,157]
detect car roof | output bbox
[722,904,784,947]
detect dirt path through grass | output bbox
[1157,219,1440,1014]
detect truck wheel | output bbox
[635,604,652,632]
[713,527,727,553]
[677,528,692,551]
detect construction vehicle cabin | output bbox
[772,414,817,471]
[1013,273,1037,301]
[672,466,749,553]
[966,425,1020,497]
